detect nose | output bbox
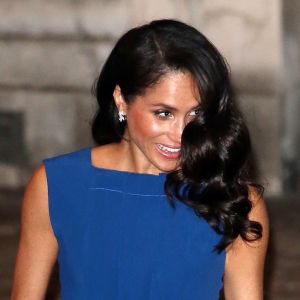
[168,117,186,144]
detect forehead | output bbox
[134,71,200,106]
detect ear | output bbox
[113,85,128,114]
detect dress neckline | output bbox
[87,146,167,178]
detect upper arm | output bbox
[223,185,269,300]
[10,163,58,300]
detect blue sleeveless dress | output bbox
[43,146,225,300]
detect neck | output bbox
[117,133,160,175]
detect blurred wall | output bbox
[282,0,300,193]
[0,0,283,196]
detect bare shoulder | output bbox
[247,185,269,237]
[228,185,269,250]
[24,163,47,206]
[21,163,52,233]
[11,164,58,298]
[27,163,47,191]
[223,185,270,299]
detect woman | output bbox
[11,19,269,299]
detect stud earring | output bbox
[118,111,126,122]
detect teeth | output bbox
[157,144,181,153]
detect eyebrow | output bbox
[151,103,201,111]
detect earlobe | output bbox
[113,85,127,113]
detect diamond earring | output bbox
[118,111,126,122]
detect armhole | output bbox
[42,159,60,240]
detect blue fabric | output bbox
[43,146,225,300]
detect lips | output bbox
[155,143,181,159]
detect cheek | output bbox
[128,110,166,139]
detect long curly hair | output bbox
[91,19,263,252]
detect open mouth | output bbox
[156,143,181,159]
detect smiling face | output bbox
[114,71,201,173]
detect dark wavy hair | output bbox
[91,19,263,252]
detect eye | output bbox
[189,108,200,116]
[154,110,173,119]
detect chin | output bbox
[155,159,180,173]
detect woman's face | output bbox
[116,71,201,173]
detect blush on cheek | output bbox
[129,109,164,138]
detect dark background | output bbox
[1,1,299,299]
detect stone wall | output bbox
[0,0,283,196]
[282,0,300,192]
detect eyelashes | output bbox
[189,108,201,116]
[154,110,173,119]
[154,109,200,120]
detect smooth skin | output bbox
[11,71,269,299]
[10,165,58,299]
